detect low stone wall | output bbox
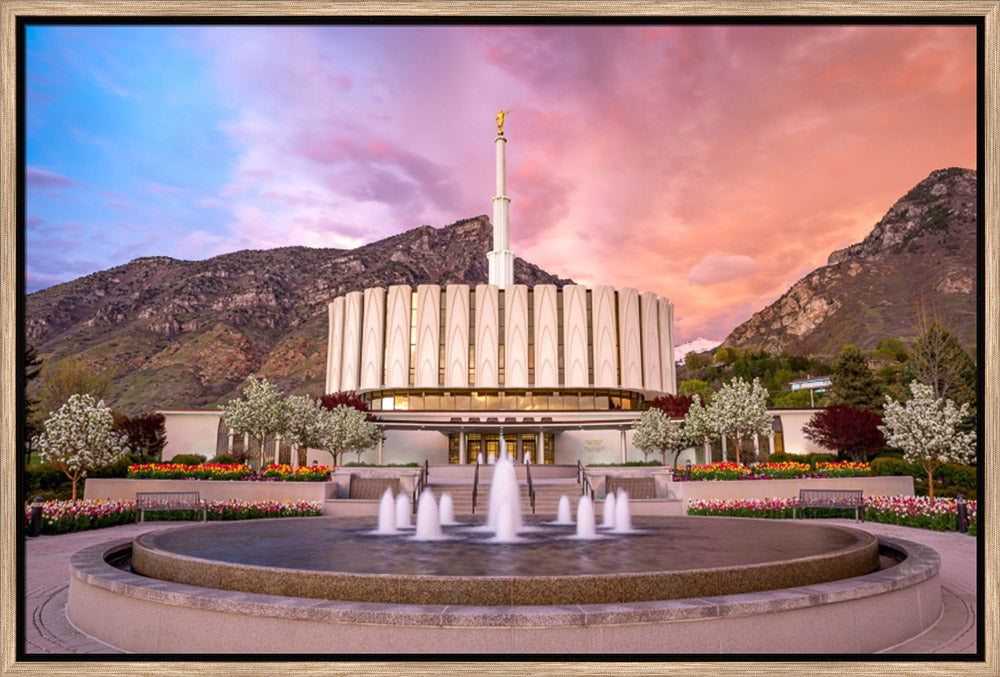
[584,468,674,498]
[327,467,422,499]
[83,478,335,503]
[663,475,915,503]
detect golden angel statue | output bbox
[496,109,512,135]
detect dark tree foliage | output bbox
[649,395,694,419]
[112,412,167,463]
[24,345,44,464]
[803,404,886,463]
[830,344,884,412]
[906,319,976,406]
[320,391,376,421]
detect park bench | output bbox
[794,489,864,522]
[135,491,207,523]
[605,476,657,499]
[348,475,401,499]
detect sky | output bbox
[24,23,978,344]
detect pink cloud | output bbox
[144,182,185,195]
[26,166,78,189]
[687,254,761,286]
[188,24,975,344]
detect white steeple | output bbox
[488,110,515,288]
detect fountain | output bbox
[394,492,412,529]
[414,488,443,540]
[601,491,616,529]
[554,495,573,524]
[485,456,524,538]
[575,494,597,539]
[376,488,397,534]
[438,492,456,525]
[69,460,941,654]
[613,490,633,533]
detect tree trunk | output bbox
[926,466,935,502]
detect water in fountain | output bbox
[439,492,456,525]
[575,495,597,538]
[395,493,412,529]
[613,489,633,533]
[601,492,617,528]
[376,488,398,534]
[486,456,524,537]
[477,452,484,465]
[414,488,444,540]
[523,451,532,464]
[493,500,519,542]
[487,452,496,465]
[554,495,573,524]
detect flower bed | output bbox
[128,463,255,481]
[816,461,872,478]
[686,495,976,535]
[685,462,753,481]
[25,498,323,535]
[261,464,332,481]
[673,461,871,481]
[752,462,812,479]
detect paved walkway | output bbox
[20,518,979,655]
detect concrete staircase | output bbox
[423,464,583,516]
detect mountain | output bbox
[722,168,977,357]
[674,338,722,364]
[26,216,573,412]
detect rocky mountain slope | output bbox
[722,167,977,356]
[26,216,572,412]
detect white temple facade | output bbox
[322,116,678,465]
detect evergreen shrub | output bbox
[168,454,207,465]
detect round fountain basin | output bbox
[131,516,878,606]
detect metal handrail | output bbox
[525,461,536,514]
[578,461,595,500]
[413,461,428,513]
[471,461,481,514]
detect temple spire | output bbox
[488,110,515,288]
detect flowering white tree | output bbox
[682,394,719,463]
[707,377,772,465]
[632,408,686,465]
[33,393,130,500]
[221,376,291,469]
[880,382,975,501]
[283,395,329,466]
[319,404,384,465]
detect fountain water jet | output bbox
[575,495,597,539]
[613,490,633,533]
[554,495,573,524]
[493,501,519,542]
[601,492,616,528]
[439,492,456,525]
[376,488,398,534]
[414,489,443,540]
[486,456,524,536]
[395,493,412,529]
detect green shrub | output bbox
[767,453,792,463]
[24,463,70,495]
[91,452,140,479]
[209,454,239,465]
[805,453,838,468]
[937,463,976,491]
[168,454,207,465]
[870,457,917,477]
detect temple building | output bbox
[322,116,677,465]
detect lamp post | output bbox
[956,494,969,533]
[29,496,44,537]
